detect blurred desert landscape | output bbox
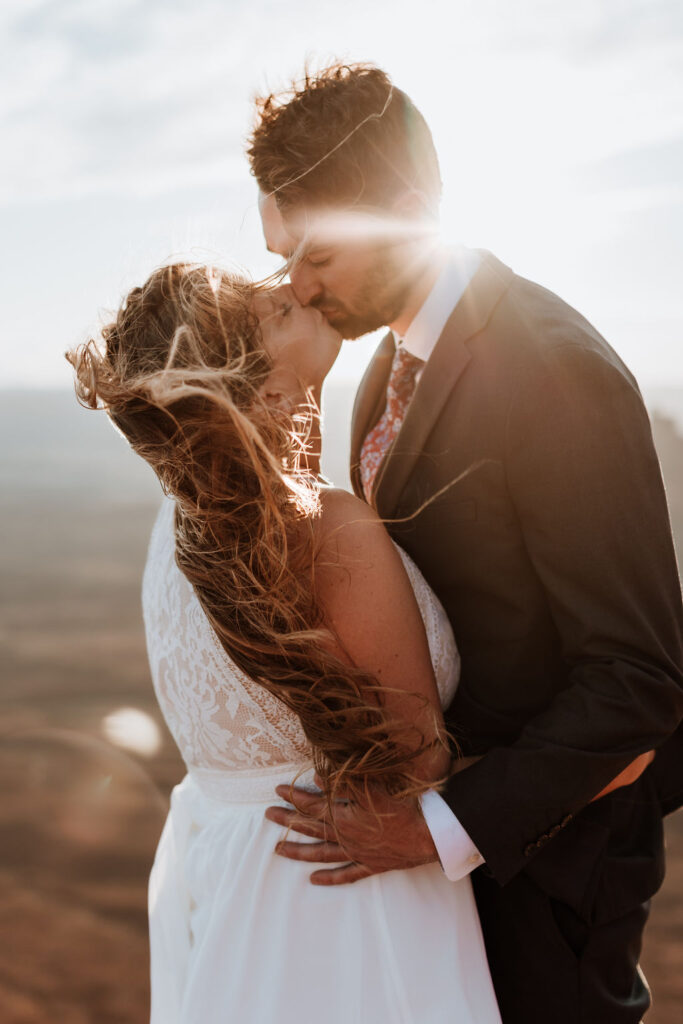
[1,385,682,1023]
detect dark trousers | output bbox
[471,777,668,1023]
[473,869,650,1023]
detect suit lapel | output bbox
[374,253,515,517]
[349,331,396,498]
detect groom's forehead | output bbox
[276,204,399,251]
[258,195,343,253]
[258,192,402,261]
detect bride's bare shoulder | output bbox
[313,487,386,557]
[309,487,407,609]
[318,486,379,523]
[309,491,441,716]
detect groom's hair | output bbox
[247,62,442,219]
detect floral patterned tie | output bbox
[360,345,424,503]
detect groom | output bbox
[248,63,683,1021]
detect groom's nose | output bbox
[289,260,323,307]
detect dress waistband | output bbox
[187,762,316,804]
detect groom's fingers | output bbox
[265,805,336,841]
[274,839,347,863]
[309,863,375,886]
[274,784,328,816]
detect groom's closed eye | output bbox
[305,243,335,266]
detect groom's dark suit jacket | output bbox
[350,252,683,926]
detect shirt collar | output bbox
[396,246,482,362]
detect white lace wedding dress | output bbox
[142,497,501,1023]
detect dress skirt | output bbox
[148,765,501,1024]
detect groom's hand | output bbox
[265,780,439,885]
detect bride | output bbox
[68,261,502,1023]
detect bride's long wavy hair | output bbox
[66,263,439,806]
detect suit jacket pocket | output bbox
[523,812,609,924]
[595,772,665,922]
[524,773,665,926]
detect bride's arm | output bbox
[311,487,451,788]
[262,488,449,883]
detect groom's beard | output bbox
[312,253,408,340]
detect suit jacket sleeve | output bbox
[442,340,683,886]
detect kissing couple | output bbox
[68,63,683,1023]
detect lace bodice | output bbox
[142,498,459,776]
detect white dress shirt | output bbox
[397,245,482,369]
[392,246,486,882]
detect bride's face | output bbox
[255,284,342,407]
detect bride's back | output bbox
[142,491,459,788]
[143,497,311,779]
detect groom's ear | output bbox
[392,187,439,224]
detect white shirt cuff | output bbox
[420,789,485,881]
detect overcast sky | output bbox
[2,0,682,390]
